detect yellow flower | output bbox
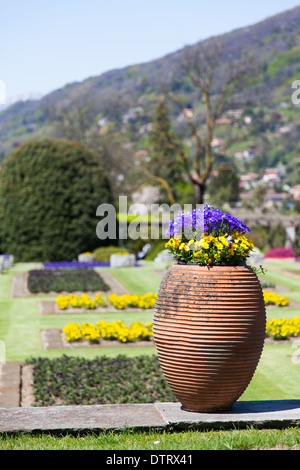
[219,236,229,247]
[214,241,223,250]
[194,240,203,249]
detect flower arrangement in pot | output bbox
[165,204,254,265]
[153,205,266,413]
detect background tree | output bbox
[136,98,183,205]
[207,164,240,208]
[50,95,135,201]
[157,41,254,204]
[51,94,97,147]
[0,138,113,261]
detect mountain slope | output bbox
[1,5,300,161]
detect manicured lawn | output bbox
[0,261,299,397]
[1,261,300,450]
[0,264,159,361]
[264,258,300,274]
[103,265,164,295]
[260,265,300,292]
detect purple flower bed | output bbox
[44,261,110,269]
[265,247,295,259]
[44,261,141,269]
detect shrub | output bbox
[0,138,114,261]
[93,245,128,262]
[265,247,295,258]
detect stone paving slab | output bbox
[0,362,21,408]
[1,400,300,433]
[0,404,168,433]
[156,401,300,430]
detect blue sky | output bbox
[1,0,299,100]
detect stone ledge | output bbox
[0,403,168,433]
[1,400,300,433]
[155,400,300,430]
[0,362,22,408]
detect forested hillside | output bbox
[1,6,300,211]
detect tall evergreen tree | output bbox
[140,98,183,205]
[0,138,114,261]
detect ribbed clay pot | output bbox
[153,263,266,413]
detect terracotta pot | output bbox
[153,263,266,413]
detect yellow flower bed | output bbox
[263,291,289,307]
[56,293,157,310]
[62,321,153,344]
[266,317,300,340]
[56,293,106,310]
[108,293,157,310]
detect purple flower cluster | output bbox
[44,261,111,269]
[167,205,251,239]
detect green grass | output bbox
[241,342,300,401]
[264,258,300,274]
[104,265,164,295]
[259,270,300,292]
[1,427,300,450]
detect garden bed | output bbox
[27,268,110,294]
[41,328,155,350]
[24,355,176,406]
[11,270,128,298]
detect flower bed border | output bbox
[41,329,154,350]
[39,300,154,315]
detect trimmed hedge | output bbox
[0,138,113,261]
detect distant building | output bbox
[290,185,300,201]
[211,137,224,148]
[225,109,243,119]
[239,173,261,190]
[216,118,232,125]
[262,168,283,185]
